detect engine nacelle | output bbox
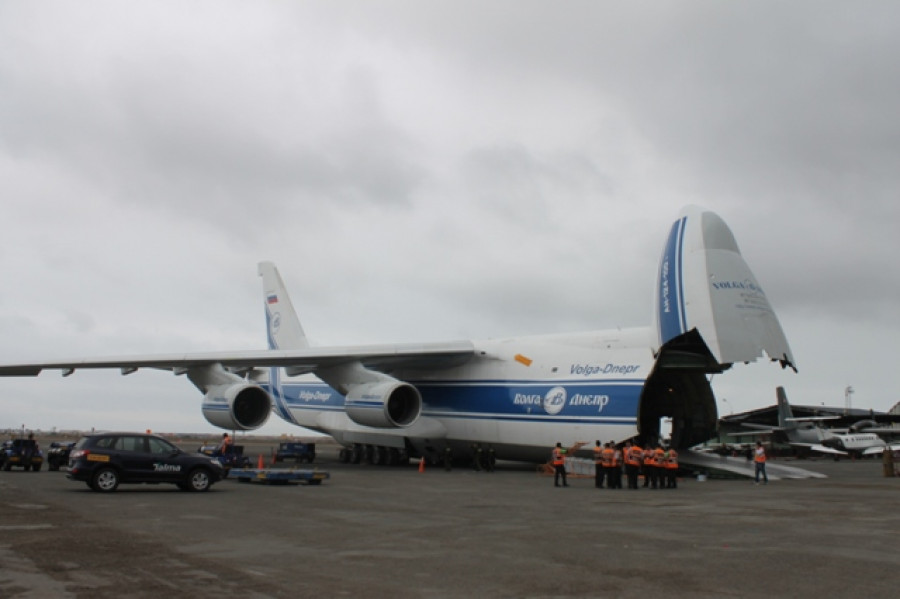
[201,383,272,431]
[849,419,878,433]
[345,381,422,428]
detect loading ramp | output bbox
[679,450,827,480]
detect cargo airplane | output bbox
[0,207,796,464]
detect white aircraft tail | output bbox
[258,261,309,350]
[653,206,795,371]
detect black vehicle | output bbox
[46,441,76,471]
[68,432,225,492]
[2,438,44,471]
[274,442,316,464]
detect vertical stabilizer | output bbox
[775,386,794,428]
[654,206,795,370]
[258,262,309,350]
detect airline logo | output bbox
[711,279,762,292]
[267,294,279,304]
[268,312,282,341]
[299,389,332,402]
[512,387,612,415]
[543,387,567,415]
[570,363,640,376]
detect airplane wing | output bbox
[0,341,476,378]
[791,443,847,456]
[725,432,847,456]
[726,428,775,437]
[853,427,900,436]
[863,443,900,456]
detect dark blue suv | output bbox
[68,432,225,492]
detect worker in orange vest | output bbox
[593,440,604,488]
[552,442,568,487]
[652,444,665,489]
[642,444,655,488]
[600,442,614,489]
[664,447,679,489]
[624,440,642,489]
[753,441,768,485]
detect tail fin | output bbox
[258,261,309,350]
[775,386,794,428]
[653,206,795,371]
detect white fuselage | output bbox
[267,328,656,461]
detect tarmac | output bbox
[1,439,899,599]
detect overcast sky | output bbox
[1,2,898,437]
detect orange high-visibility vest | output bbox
[553,448,566,466]
[666,449,679,469]
[654,448,665,465]
[643,448,655,466]
[593,445,602,464]
[754,447,767,463]
[601,447,614,467]
[626,445,642,467]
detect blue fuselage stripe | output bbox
[264,379,642,425]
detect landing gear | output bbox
[339,444,409,467]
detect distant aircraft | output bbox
[735,387,900,457]
[0,207,797,464]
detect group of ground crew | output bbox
[554,439,679,489]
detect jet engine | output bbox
[201,383,272,431]
[849,419,878,433]
[345,380,422,428]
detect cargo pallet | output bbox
[229,468,329,485]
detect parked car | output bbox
[67,432,225,492]
[1,438,44,471]
[46,441,76,471]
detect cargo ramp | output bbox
[679,450,826,480]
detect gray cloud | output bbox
[1,1,899,433]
